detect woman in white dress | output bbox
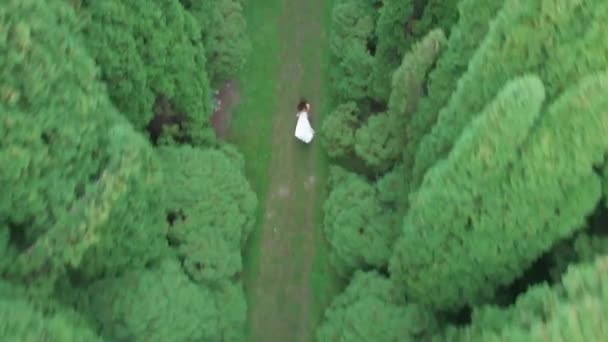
[294,100,315,143]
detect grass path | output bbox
[229,0,341,341]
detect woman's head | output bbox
[297,99,309,112]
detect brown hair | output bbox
[297,99,308,111]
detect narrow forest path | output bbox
[244,0,327,341]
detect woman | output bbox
[294,100,315,143]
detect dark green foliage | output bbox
[329,0,377,102]
[76,0,215,144]
[412,0,608,191]
[354,29,446,171]
[353,111,400,171]
[549,232,608,281]
[437,256,608,341]
[369,0,414,102]
[413,0,459,38]
[0,0,161,290]
[375,163,407,211]
[80,258,228,341]
[403,0,505,201]
[323,167,398,276]
[181,0,251,85]
[391,72,608,311]
[317,271,438,341]
[321,102,360,160]
[158,146,257,284]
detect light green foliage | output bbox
[402,0,505,207]
[412,0,608,191]
[323,167,398,276]
[317,271,438,342]
[391,73,608,311]
[81,259,224,341]
[369,0,414,102]
[76,0,215,144]
[329,0,376,102]
[391,76,544,309]
[181,0,251,85]
[0,0,160,290]
[355,29,446,171]
[158,146,257,284]
[321,102,360,160]
[438,256,608,341]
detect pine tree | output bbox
[180,0,251,86]
[323,167,398,276]
[72,126,169,280]
[404,0,505,195]
[75,0,215,144]
[354,29,446,171]
[390,72,608,311]
[81,259,225,341]
[329,0,377,102]
[0,294,102,341]
[0,0,162,290]
[437,256,608,341]
[321,102,360,160]
[412,0,460,38]
[158,146,257,284]
[368,0,414,103]
[411,0,608,192]
[317,271,438,342]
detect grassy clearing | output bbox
[230,1,281,337]
[233,0,342,340]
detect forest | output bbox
[1,0,607,341]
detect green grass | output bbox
[231,1,281,338]
[233,0,342,340]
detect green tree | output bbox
[353,111,401,172]
[75,0,215,144]
[0,0,161,291]
[368,0,414,102]
[329,0,377,102]
[403,0,505,203]
[437,256,608,341]
[73,126,169,280]
[321,102,360,160]
[180,0,251,86]
[391,73,608,311]
[323,167,398,276]
[411,0,608,192]
[412,0,460,38]
[214,280,248,342]
[317,271,438,342]
[354,29,446,172]
[81,258,225,341]
[158,146,257,284]
[0,294,102,341]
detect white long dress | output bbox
[294,111,315,143]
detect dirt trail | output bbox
[248,0,325,341]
